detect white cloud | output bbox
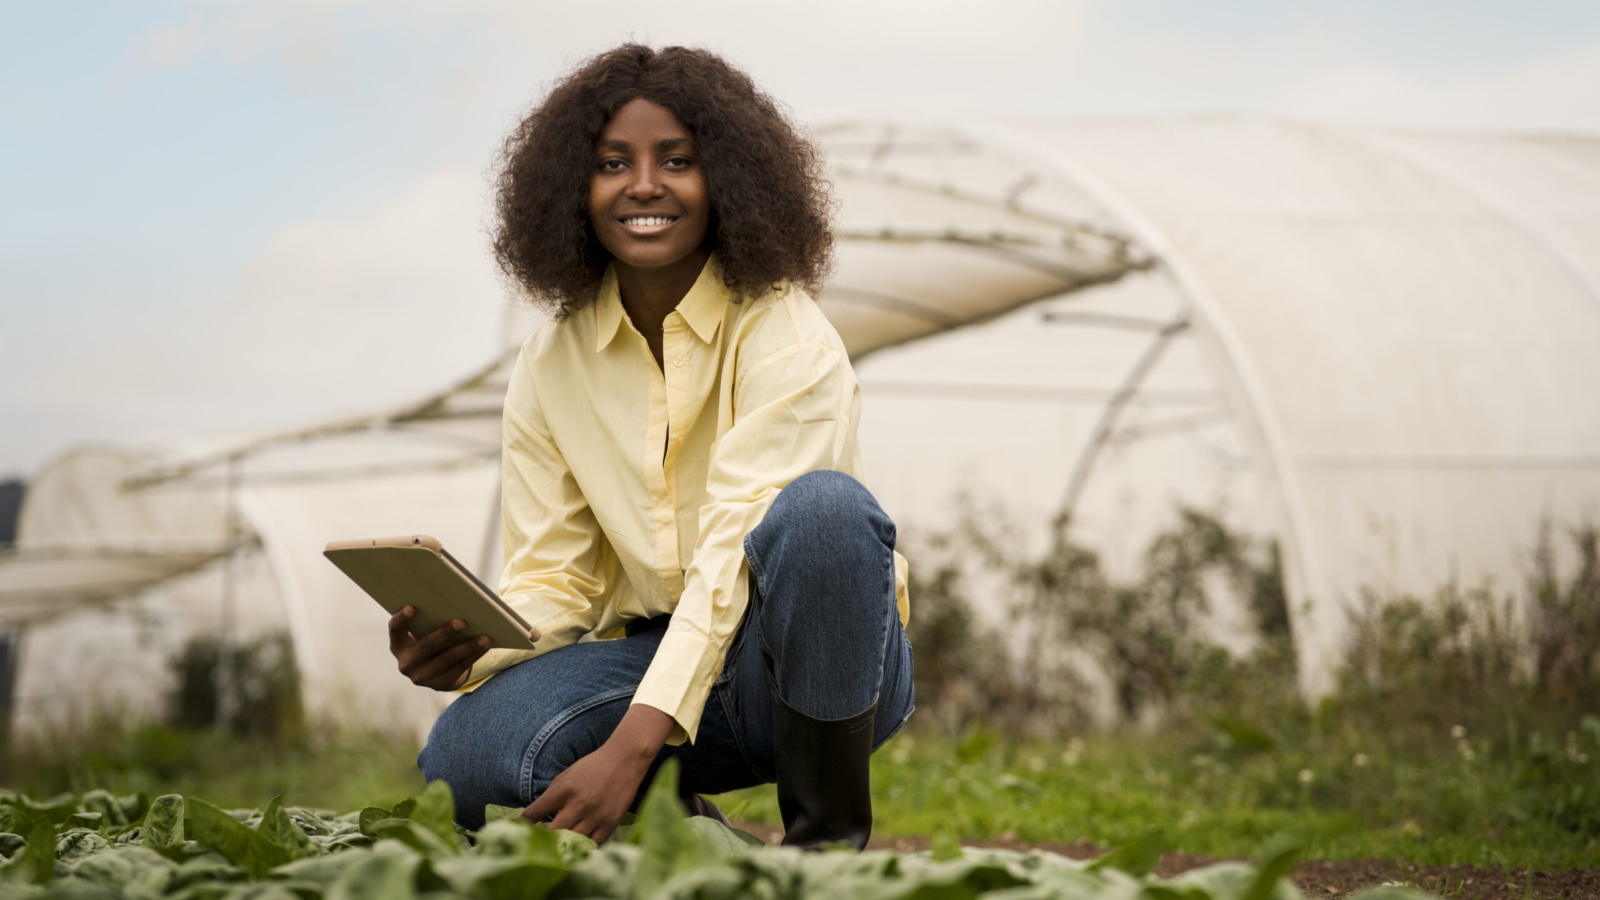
[1276,42,1600,133]
[24,167,511,453]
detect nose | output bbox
[624,163,664,200]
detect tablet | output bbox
[324,535,539,652]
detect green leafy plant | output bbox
[0,762,1424,900]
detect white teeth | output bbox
[622,216,673,226]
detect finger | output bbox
[592,819,617,845]
[432,645,489,691]
[410,635,490,685]
[387,606,417,650]
[412,618,468,658]
[442,643,493,690]
[522,789,561,825]
[547,805,585,833]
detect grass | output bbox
[3,711,1596,872]
[3,720,423,813]
[713,720,1600,871]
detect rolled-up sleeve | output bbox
[631,339,859,743]
[457,347,608,691]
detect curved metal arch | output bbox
[966,117,1332,699]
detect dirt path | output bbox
[733,822,1600,900]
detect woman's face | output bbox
[588,98,712,275]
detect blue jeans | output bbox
[417,470,916,829]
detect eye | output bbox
[664,155,694,168]
[598,158,626,171]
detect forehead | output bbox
[598,98,693,146]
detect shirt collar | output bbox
[594,254,727,353]
[594,266,625,353]
[676,254,727,345]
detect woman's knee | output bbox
[417,697,518,829]
[760,470,895,559]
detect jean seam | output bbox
[873,630,916,751]
[519,685,638,802]
[716,680,773,783]
[743,533,780,665]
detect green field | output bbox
[8,711,1595,872]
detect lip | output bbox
[616,214,679,237]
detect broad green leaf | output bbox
[555,830,596,864]
[373,819,459,859]
[258,798,313,860]
[0,833,25,858]
[55,829,112,864]
[164,853,248,893]
[1167,862,1261,900]
[431,855,570,900]
[116,793,150,826]
[77,792,129,829]
[25,818,56,884]
[13,794,78,826]
[325,842,419,900]
[286,808,334,838]
[355,808,391,840]
[684,817,763,854]
[388,798,416,819]
[629,759,725,899]
[71,845,177,897]
[64,813,103,833]
[18,878,122,900]
[1088,828,1166,877]
[407,781,458,852]
[483,805,521,827]
[0,805,30,836]
[216,884,303,900]
[1239,844,1300,900]
[649,862,747,900]
[142,795,185,848]
[562,844,640,900]
[1148,887,1216,900]
[273,849,369,885]
[186,798,295,879]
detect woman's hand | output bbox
[520,705,676,843]
[388,605,491,691]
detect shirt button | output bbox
[673,357,685,367]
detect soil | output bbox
[732,822,1600,900]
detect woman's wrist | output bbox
[605,704,675,766]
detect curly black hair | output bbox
[492,44,835,320]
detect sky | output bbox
[4,0,1600,478]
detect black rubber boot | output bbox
[772,689,875,851]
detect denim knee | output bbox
[762,470,895,559]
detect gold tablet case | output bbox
[324,535,539,651]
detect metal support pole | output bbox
[215,455,240,732]
[1055,317,1190,532]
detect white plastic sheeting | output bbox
[1001,119,1600,693]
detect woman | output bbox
[392,44,914,850]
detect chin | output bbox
[612,245,699,270]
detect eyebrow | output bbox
[597,137,693,152]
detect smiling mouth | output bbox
[620,215,677,227]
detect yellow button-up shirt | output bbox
[459,257,910,745]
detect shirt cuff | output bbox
[631,626,723,745]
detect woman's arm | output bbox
[634,330,860,741]
[518,703,675,843]
[469,345,610,685]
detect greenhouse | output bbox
[3,117,1598,737]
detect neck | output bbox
[614,248,712,340]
